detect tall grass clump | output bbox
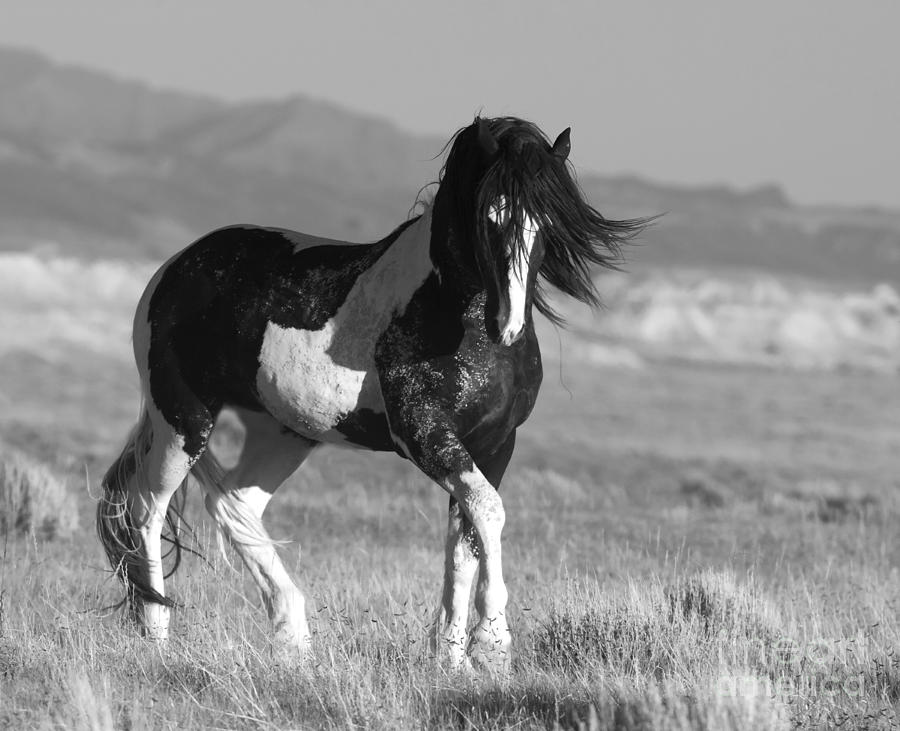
[0,449,78,539]
[534,570,784,679]
[530,571,793,729]
[666,568,782,645]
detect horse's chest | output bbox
[449,331,543,447]
[255,319,380,437]
[458,357,536,426]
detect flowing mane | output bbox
[439,116,652,324]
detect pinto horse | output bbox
[97,116,647,672]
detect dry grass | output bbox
[4,530,897,730]
[1,347,898,728]
[0,449,78,540]
[2,457,899,730]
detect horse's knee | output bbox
[460,476,505,536]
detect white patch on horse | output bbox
[256,207,435,440]
[488,197,540,346]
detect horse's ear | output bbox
[551,127,571,160]
[476,117,499,157]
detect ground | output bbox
[2,327,899,729]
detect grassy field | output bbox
[1,339,900,728]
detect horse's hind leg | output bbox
[435,431,516,669]
[105,402,213,640]
[134,410,197,638]
[200,409,316,655]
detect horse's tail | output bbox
[96,404,195,608]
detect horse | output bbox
[96,115,648,673]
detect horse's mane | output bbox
[438,116,653,325]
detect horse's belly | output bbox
[255,320,382,439]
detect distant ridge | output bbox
[0,46,897,282]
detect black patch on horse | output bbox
[333,408,399,453]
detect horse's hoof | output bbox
[273,626,311,664]
[433,645,474,676]
[139,603,171,644]
[467,623,511,678]
[449,656,476,677]
[143,633,170,651]
[432,624,470,672]
[468,644,511,678]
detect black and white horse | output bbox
[97,116,647,672]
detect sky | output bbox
[0,0,898,208]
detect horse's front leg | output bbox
[435,496,478,669]
[391,419,512,674]
[434,431,516,670]
[441,463,511,674]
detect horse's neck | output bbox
[430,236,485,313]
[425,199,479,298]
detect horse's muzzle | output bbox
[498,316,525,346]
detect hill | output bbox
[0,46,898,282]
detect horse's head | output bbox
[437,116,651,341]
[438,117,572,345]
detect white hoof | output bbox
[468,620,511,677]
[431,616,470,671]
[273,622,311,662]
[140,602,170,642]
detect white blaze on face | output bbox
[488,197,540,346]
